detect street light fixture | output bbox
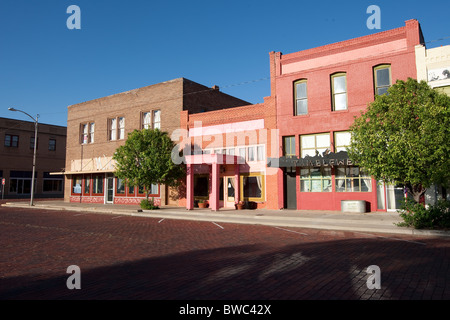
[8,108,39,206]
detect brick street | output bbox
[0,206,449,301]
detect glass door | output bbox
[386,183,405,211]
[224,176,235,208]
[106,174,114,204]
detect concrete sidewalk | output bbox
[2,200,450,237]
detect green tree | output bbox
[113,129,185,201]
[348,78,450,203]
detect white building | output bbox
[415,44,450,205]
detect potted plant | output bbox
[236,201,245,210]
[198,199,208,208]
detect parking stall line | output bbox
[273,226,308,236]
[212,222,224,229]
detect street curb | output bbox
[2,202,450,238]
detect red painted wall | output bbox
[271,20,423,211]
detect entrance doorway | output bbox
[377,181,407,211]
[106,174,114,204]
[284,167,297,209]
[223,176,236,208]
[166,185,179,206]
[386,183,406,211]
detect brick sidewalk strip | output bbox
[2,200,450,237]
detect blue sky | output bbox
[1,0,450,127]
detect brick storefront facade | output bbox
[64,78,250,206]
[269,20,424,212]
[0,117,66,199]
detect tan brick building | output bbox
[0,117,66,199]
[64,77,249,205]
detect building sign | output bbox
[428,67,450,82]
[70,156,116,173]
[268,151,355,168]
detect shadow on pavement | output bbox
[0,237,448,300]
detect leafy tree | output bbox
[113,129,185,201]
[348,78,450,203]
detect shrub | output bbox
[140,198,159,210]
[397,199,450,229]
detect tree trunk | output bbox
[407,183,426,204]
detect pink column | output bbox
[186,164,194,210]
[234,164,240,204]
[210,163,220,211]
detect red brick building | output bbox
[268,20,424,211]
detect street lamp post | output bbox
[8,108,39,206]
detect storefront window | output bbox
[116,178,125,195]
[241,173,264,201]
[335,167,372,192]
[83,176,90,195]
[73,176,82,194]
[92,175,104,194]
[300,167,332,192]
[136,184,158,196]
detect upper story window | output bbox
[142,110,161,130]
[4,134,19,148]
[48,139,56,151]
[30,137,38,150]
[283,136,296,158]
[331,73,347,111]
[109,117,125,141]
[153,110,161,129]
[374,64,391,96]
[142,112,151,129]
[300,133,330,158]
[294,80,308,115]
[80,122,94,144]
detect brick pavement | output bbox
[0,206,449,301]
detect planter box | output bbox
[341,200,366,213]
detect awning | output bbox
[51,170,115,175]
